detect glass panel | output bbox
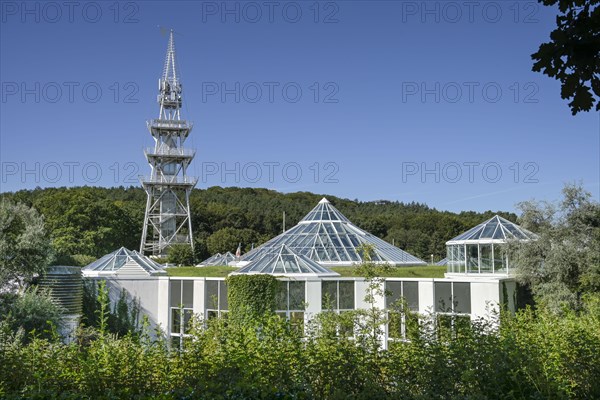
[466,244,479,273]
[205,280,219,309]
[458,245,465,268]
[403,281,419,311]
[183,309,194,334]
[170,280,181,307]
[171,308,181,333]
[182,281,194,308]
[219,281,228,310]
[480,244,493,273]
[289,281,305,310]
[494,244,507,273]
[385,281,403,308]
[275,281,288,311]
[322,281,337,309]
[454,315,471,334]
[448,245,458,273]
[435,282,452,312]
[207,310,218,320]
[170,337,182,351]
[338,281,355,310]
[290,311,304,335]
[453,282,471,314]
[481,222,498,238]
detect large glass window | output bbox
[205,279,228,319]
[386,280,420,341]
[457,245,465,272]
[276,280,306,335]
[435,282,471,314]
[466,244,479,273]
[385,281,419,311]
[453,282,471,314]
[480,244,493,273]
[321,280,355,311]
[434,282,453,313]
[170,280,194,334]
[493,244,508,273]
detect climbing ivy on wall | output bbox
[226,274,279,323]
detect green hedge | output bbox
[1,297,600,399]
[226,274,279,322]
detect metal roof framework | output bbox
[83,247,166,275]
[240,198,426,267]
[235,244,340,277]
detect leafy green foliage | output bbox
[0,288,63,343]
[0,201,52,287]
[0,186,514,265]
[206,227,266,255]
[1,297,599,399]
[81,280,141,337]
[508,183,600,312]
[226,274,279,323]
[532,0,600,114]
[167,243,195,266]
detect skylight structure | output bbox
[197,252,236,267]
[446,215,538,274]
[82,247,166,277]
[235,244,340,277]
[240,198,425,267]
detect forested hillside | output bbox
[1,186,517,265]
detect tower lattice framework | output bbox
[140,30,197,256]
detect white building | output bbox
[82,203,531,347]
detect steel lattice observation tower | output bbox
[140,31,197,256]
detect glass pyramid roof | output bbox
[197,252,236,267]
[240,198,425,266]
[235,244,339,277]
[447,215,538,244]
[82,247,166,275]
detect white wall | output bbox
[99,275,514,343]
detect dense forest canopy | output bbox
[0,186,517,265]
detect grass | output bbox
[166,266,238,277]
[330,265,446,278]
[166,265,446,278]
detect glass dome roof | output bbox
[83,247,165,275]
[198,252,236,267]
[446,215,538,244]
[235,244,340,277]
[240,198,425,266]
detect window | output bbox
[385,281,419,311]
[480,244,493,272]
[321,280,355,311]
[386,281,420,341]
[205,279,228,319]
[467,245,479,272]
[434,281,471,314]
[170,280,194,335]
[276,281,306,334]
[434,281,471,339]
[493,244,508,273]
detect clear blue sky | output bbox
[1,1,598,212]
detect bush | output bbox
[0,288,64,343]
[167,244,195,266]
[0,295,599,399]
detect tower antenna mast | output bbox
[140,30,197,256]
